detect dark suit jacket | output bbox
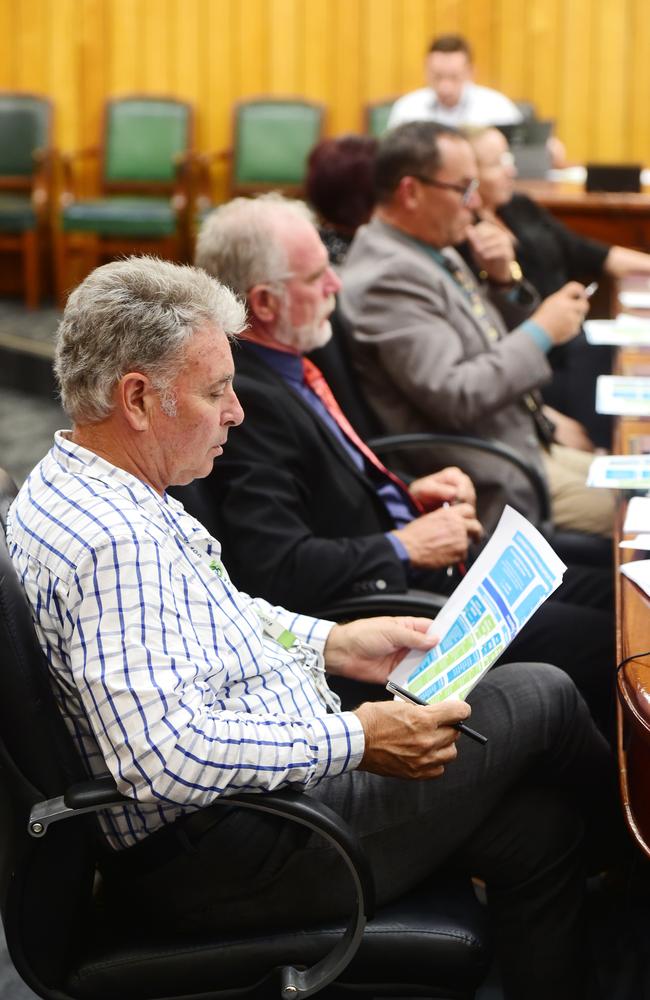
[204,344,414,613]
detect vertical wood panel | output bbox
[559,0,593,165]
[362,0,398,100]
[593,0,627,160]
[107,0,140,95]
[331,0,361,133]
[0,1,18,87]
[399,0,429,93]
[142,0,173,94]
[47,0,77,149]
[268,0,300,93]
[236,0,269,96]
[2,0,649,169]
[495,0,527,100]
[629,0,650,164]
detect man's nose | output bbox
[325,266,342,295]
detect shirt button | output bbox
[376,579,387,590]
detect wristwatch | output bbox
[483,261,523,287]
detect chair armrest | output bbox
[28,777,375,998]
[59,147,101,203]
[367,431,552,526]
[314,589,446,622]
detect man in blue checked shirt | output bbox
[8,256,619,1000]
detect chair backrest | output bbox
[363,98,396,137]
[231,98,325,189]
[0,93,52,179]
[103,96,193,187]
[0,471,96,994]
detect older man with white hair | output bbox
[7,256,617,1000]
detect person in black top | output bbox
[462,127,650,447]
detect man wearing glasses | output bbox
[340,121,610,538]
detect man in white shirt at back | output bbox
[388,33,523,130]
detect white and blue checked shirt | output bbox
[8,432,365,850]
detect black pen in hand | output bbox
[386,680,488,746]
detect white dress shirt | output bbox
[387,83,523,130]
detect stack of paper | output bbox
[587,455,650,489]
[618,290,650,311]
[623,496,650,532]
[388,507,566,704]
[621,559,650,598]
[596,375,650,415]
[585,314,650,346]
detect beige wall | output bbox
[1,0,649,195]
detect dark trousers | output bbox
[103,662,618,1000]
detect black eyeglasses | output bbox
[410,175,479,206]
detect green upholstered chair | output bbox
[55,96,193,305]
[198,98,325,207]
[0,93,54,308]
[363,99,397,137]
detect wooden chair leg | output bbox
[22,229,39,310]
[54,229,70,308]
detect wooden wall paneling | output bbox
[107,0,142,96]
[435,0,463,37]
[0,1,18,88]
[464,0,495,88]
[48,0,77,151]
[268,0,301,94]
[302,2,333,105]
[141,0,173,95]
[527,0,561,120]
[558,0,593,166]
[236,0,269,97]
[15,0,48,94]
[171,0,202,141]
[204,0,234,204]
[331,0,361,134]
[362,0,399,102]
[398,0,429,95]
[494,0,527,102]
[593,0,628,162]
[629,0,650,167]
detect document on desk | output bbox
[620,535,650,550]
[623,496,650,533]
[587,455,650,489]
[596,376,650,416]
[388,506,566,703]
[619,290,650,311]
[621,559,650,598]
[585,316,650,347]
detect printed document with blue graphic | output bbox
[388,506,566,703]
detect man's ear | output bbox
[248,284,281,324]
[397,175,420,212]
[117,372,156,431]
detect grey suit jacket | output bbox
[339,218,552,531]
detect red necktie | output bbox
[302,357,422,512]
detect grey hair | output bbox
[195,192,315,295]
[54,256,247,423]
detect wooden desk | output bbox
[611,284,650,857]
[515,180,650,252]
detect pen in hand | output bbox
[386,680,488,746]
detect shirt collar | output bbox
[244,341,304,387]
[51,430,185,516]
[431,83,470,116]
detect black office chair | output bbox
[0,470,491,1000]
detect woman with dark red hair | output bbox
[306,134,378,266]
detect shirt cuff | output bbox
[386,530,411,564]
[521,319,553,355]
[308,710,366,783]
